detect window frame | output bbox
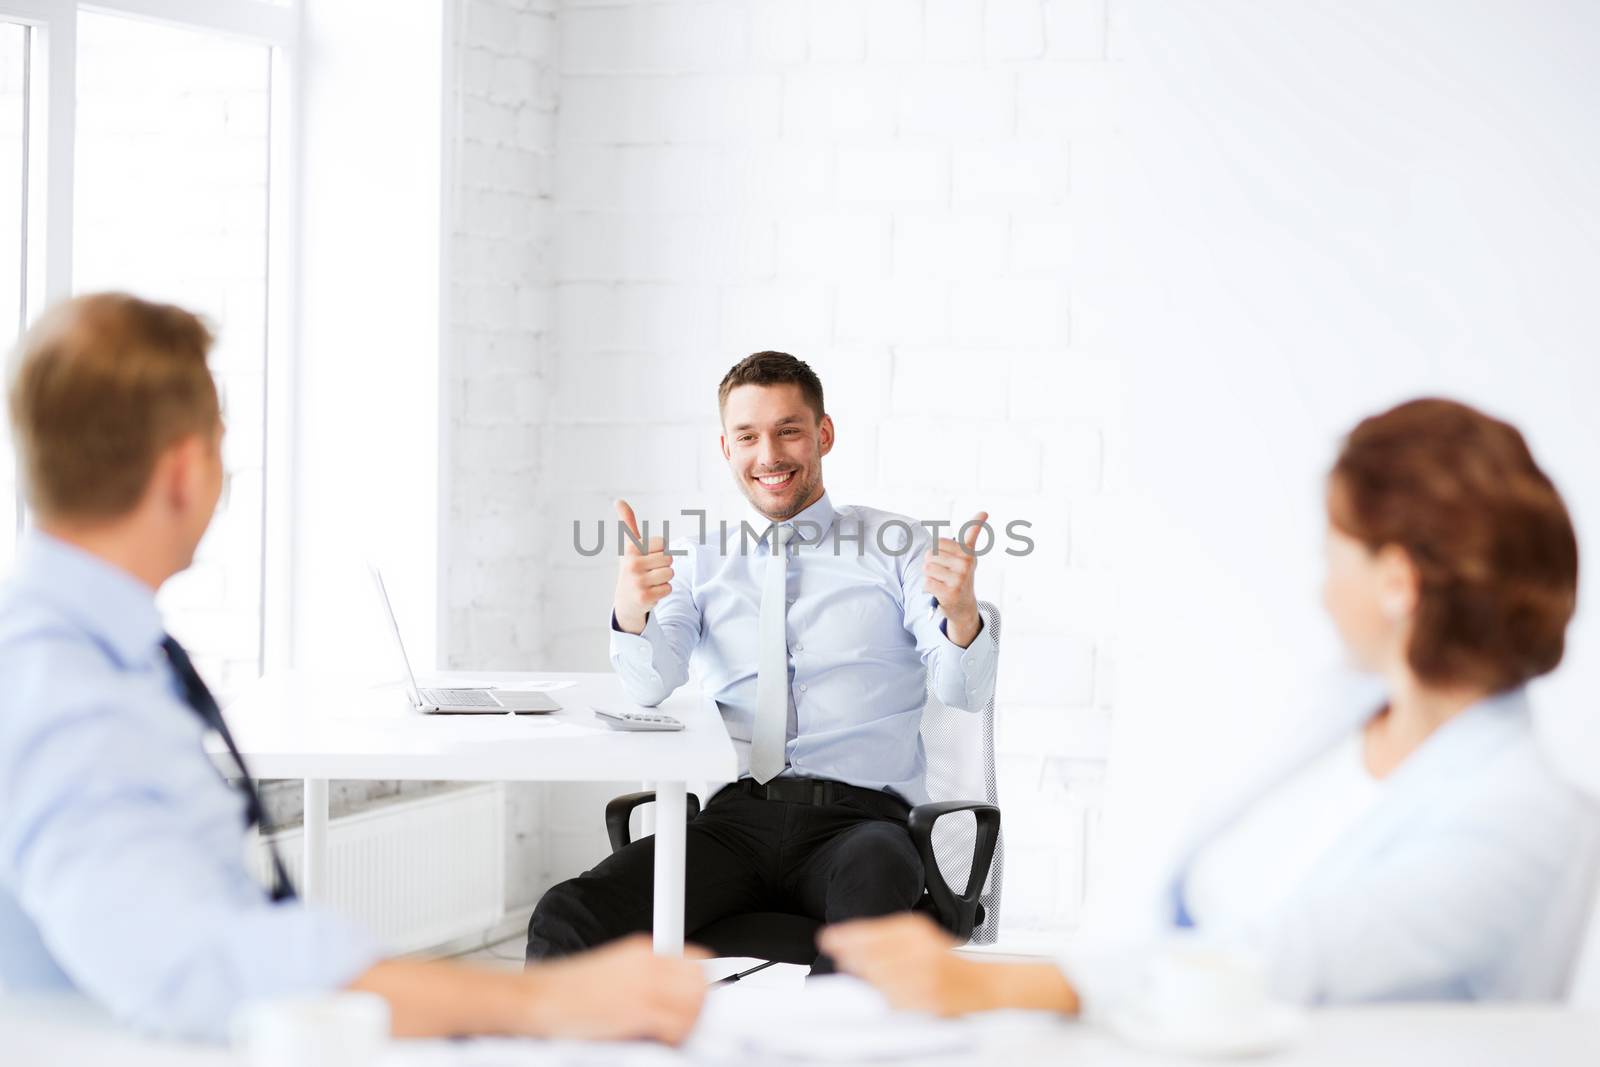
[0,0,300,674]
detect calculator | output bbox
[593,706,685,731]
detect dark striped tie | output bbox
[162,635,296,903]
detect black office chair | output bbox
[604,600,1006,973]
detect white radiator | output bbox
[248,784,506,955]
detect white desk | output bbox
[215,670,738,954]
[8,993,1597,1067]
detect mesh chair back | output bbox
[919,600,1003,943]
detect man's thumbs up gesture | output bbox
[923,512,987,649]
[613,499,674,635]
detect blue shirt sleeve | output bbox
[0,636,380,1041]
[608,545,701,706]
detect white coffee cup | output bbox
[1140,939,1271,1034]
[232,991,390,1067]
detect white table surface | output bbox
[8,992,1596,1067]
[214,669,738,953]
[215,670,737,782]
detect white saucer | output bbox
[1105,1002,1306,1058]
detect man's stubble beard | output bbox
[740,464,825,523]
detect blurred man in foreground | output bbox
[0,293,706,1042]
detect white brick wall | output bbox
[446,0,1123,936]
[447,0,557,671]
[446,0,561,911]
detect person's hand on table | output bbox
[523,935,710,1043]
[819,913,1080,1018]
[352,935,712,1043]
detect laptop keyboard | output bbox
[419,688,500,707]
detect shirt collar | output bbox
[1370,680,1530,729]
[11,529,166,668]
[747,490,839,549]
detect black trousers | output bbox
[524,781,925,964]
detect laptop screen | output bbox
[367,564,423,706]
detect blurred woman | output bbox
[821,398,1596,1018]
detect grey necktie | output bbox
[749,523,795,784]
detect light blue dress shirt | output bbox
[1059,680,1599,1015]
[0,532,379,1040]
[610,492,999,805]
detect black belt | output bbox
[718,777,911,821]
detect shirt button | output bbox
[794,643,804,652]
[799,683,808,693]
[787,596,796,604]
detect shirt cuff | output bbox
[933,615,997,706]
[265,903,383,998]
[144,904,382,1042]
[609,611,666,680]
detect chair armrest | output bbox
[605,790,702,853]
[907,801,1001,941]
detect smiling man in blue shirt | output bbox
[0,293,706,1043]
[525,351,999,965]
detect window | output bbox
[0,1,295,699]
[73,11,273,696]
[0,21,27,562]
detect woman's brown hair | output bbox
[1330,397,1578,693]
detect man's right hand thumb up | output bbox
[613,499,673,635]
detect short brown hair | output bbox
[717,351,825,421]
[8,292,220,521]
[1330,397,1578,693]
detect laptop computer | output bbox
[368,564,561,715]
